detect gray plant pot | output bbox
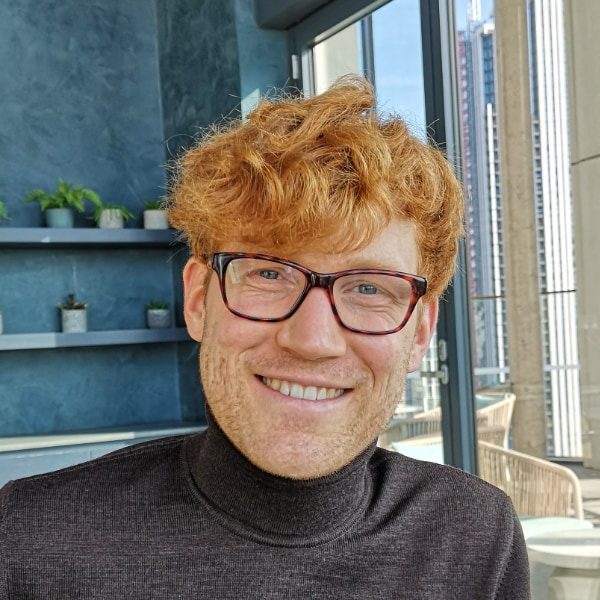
[143,210,169,230]
[45,208,74,228]
[98,209,124,229]
[61,308,87,333]
[146,308,170,329]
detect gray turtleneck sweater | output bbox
[0,417,530,599]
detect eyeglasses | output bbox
[209,252,427,335]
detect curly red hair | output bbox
[167,75,464,300]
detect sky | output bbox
[368,0,494,135]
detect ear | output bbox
[407,300,439,372]
[183,258,208,342]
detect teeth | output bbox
[304,386,317,401]
[262,378,344,401]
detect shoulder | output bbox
[369,447,518,523]
[366,449,529,597]
[0,433,197,526]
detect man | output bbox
[0,76,530,598]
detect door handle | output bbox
[420,364,449,385]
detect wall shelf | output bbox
[0,227,181,248]
[0,421,206,453]
[0,327,193,351]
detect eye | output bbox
[356,283,379,295]
[258,269,280,280]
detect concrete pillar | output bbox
[564,0,600,469]
[494,0,547,457]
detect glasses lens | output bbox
[224,257,306,319]
[219,255,419,334]
[333,273,415,332]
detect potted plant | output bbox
[145,300,170,329]
[143,198,169,230]
[58,294,88,333]
[0,306,3,335]
[92,202,135,229]
[24,178,100,228]
[0,197,9,224]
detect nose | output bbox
[275,287,348,360]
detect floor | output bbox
[570,463,600,527]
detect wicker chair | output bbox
[378,412,490,448]
[477,441,584,519]
[386,437,584,519]
[413,406,441,419]
[379,393,515,449]
[377,416,442,448]
[476,393,516,448]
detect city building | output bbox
[459,0,582,457]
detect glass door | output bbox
[291,0,477,470]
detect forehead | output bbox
[222,219,419,274]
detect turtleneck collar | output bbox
[185,410,376,545]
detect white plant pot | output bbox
[143,210,169,230]
[0,313,3,335]
[146,308,170,329]
[98,209,124,229]
[61,309,87,333]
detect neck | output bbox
[186,410,377,543]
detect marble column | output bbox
[564,0,600,469]
[494,0,547,457]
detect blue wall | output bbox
[2,0,167,225]
[0,0,288,437]
[0,0,288,221]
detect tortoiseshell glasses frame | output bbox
[209,252,428,336]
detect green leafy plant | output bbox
[0,198,9,222]
[144,198,165,210]
[145,300,169,310]
[25,178,100,212]
[91,203,135,224]
[58,293,87,310]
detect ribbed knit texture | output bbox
[0,415,530,599]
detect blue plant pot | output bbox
[45,208,74,228]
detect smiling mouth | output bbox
[261,377,345,401]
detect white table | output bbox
[391,441,444,464]
[527,528,600,600]
[520,517,593,540]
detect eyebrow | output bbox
[332,259,413,273]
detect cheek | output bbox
[203,284,264,349]
[359,334,414,385]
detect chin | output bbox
[260,460,340,481]
[248,435,367,480]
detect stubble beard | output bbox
[198,319,411,478]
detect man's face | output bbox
[183,219,438,479]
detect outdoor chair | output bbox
[476,393,516,448]
[385,436,584,520]
[477,441,584,519]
